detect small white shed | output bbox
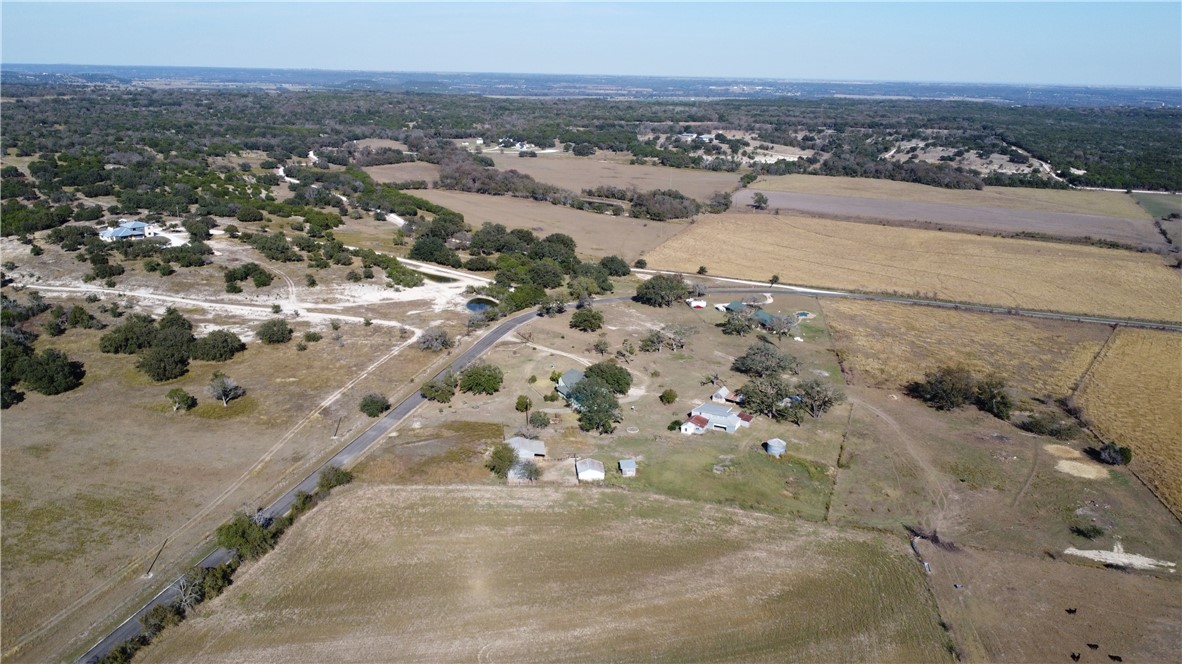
[575,458,605,482]
[764,438,787,458]
[618,459,637,477]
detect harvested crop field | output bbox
[919,541,1181,662]
[825,299,1110,396]
[412,189,685,261]
[731,189,1165,248]
[645,213,1182,322]
[752,175,1151,219]
[488,150,740,201]
[1075,328,1182,516]
[141,486,951,663]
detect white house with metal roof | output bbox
[686,402,754,434]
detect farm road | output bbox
[732,189,1165,248]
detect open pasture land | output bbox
[487,150,741,201]
[828,388,1182,564]
[141,486,951,663]
[920,542,1181,663]
[412,189,686,261]
[752,175,1152,220]
[732,189,1165,249]
[644,213,1182,322]
[1075,328,1182,517]
[1132,192,1182,220]
[825,299,1110,397]
[0,296,444,662]
[362,161,441,185]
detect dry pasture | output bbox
[751,175,1152,220]
[486,150,740,201]
[1075,328,1182,516]
[920,542,1181,663]
[363,161,441,185]
[411,189,686,261]
[644,213,1182,322]
[824,299,1110,397]
[141,486,951,663]
[0,311,441,662]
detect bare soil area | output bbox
[140,486,950,663]
[363,161,441,185]
[411,189,687,261]
[732,189,1165,248]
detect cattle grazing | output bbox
[1087,644,1100,650]
[1071,653,1081,662]
[1108,656,1123,662]
[1066,607,1078,614]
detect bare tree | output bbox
[207,372,245,407]
[416,326,454,352]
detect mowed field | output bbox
[487,150,741,201]
[824,299,1110,397]
[752,175,1152,219]
[141,486,951,663]
[363,161,441,185]
[1075,329,1182,516]
[412,189,685,261]
[644,213,1182,322]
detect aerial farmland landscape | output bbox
[0,2,1179,663]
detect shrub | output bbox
[190,330,245,362]
[906,365,976,410]
[317,465,354,492]
[528,410,550,428]
[1069,522,1105,539]
[167,387,197,412]
[486,442,518,479]
[215,512,274,560]
[659,388,677,405]
[303,331,322,343]
[137,345,190,381]
[421,373,458,403]
[667,419,683,431]
[417,326,454,352]
[359,393,391,417]
[1017,413,1080,440]
[256,318,292,344]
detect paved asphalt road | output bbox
[75,280,1180,661]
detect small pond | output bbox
[466,297,498,313]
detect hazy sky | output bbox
[2,2,1180,87]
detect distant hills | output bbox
[3,63,1179,107]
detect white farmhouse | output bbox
[684,402,754,434]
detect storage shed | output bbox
[506,436,546,458]
[618,459,637,477]
[575,458,605,482]
[764,438,787,458]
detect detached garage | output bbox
[576,458,605,482]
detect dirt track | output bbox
[734,189,1166,248]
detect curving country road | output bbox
[74,276,1181,662]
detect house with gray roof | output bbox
[556,369,584,399]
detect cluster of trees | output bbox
[420,362,505,403]
[100,308,245,381]
[905,365,1012,420]
[728,341,843,423]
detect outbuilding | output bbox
[618,459,637,477]
[506,436,546,458]
[763,438,787,458]
[576,458,605,482]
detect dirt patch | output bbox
[363,161,440,184]
[1044,444,1083,459]
[1055,459,1109,479]
[733,189,1165,248]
